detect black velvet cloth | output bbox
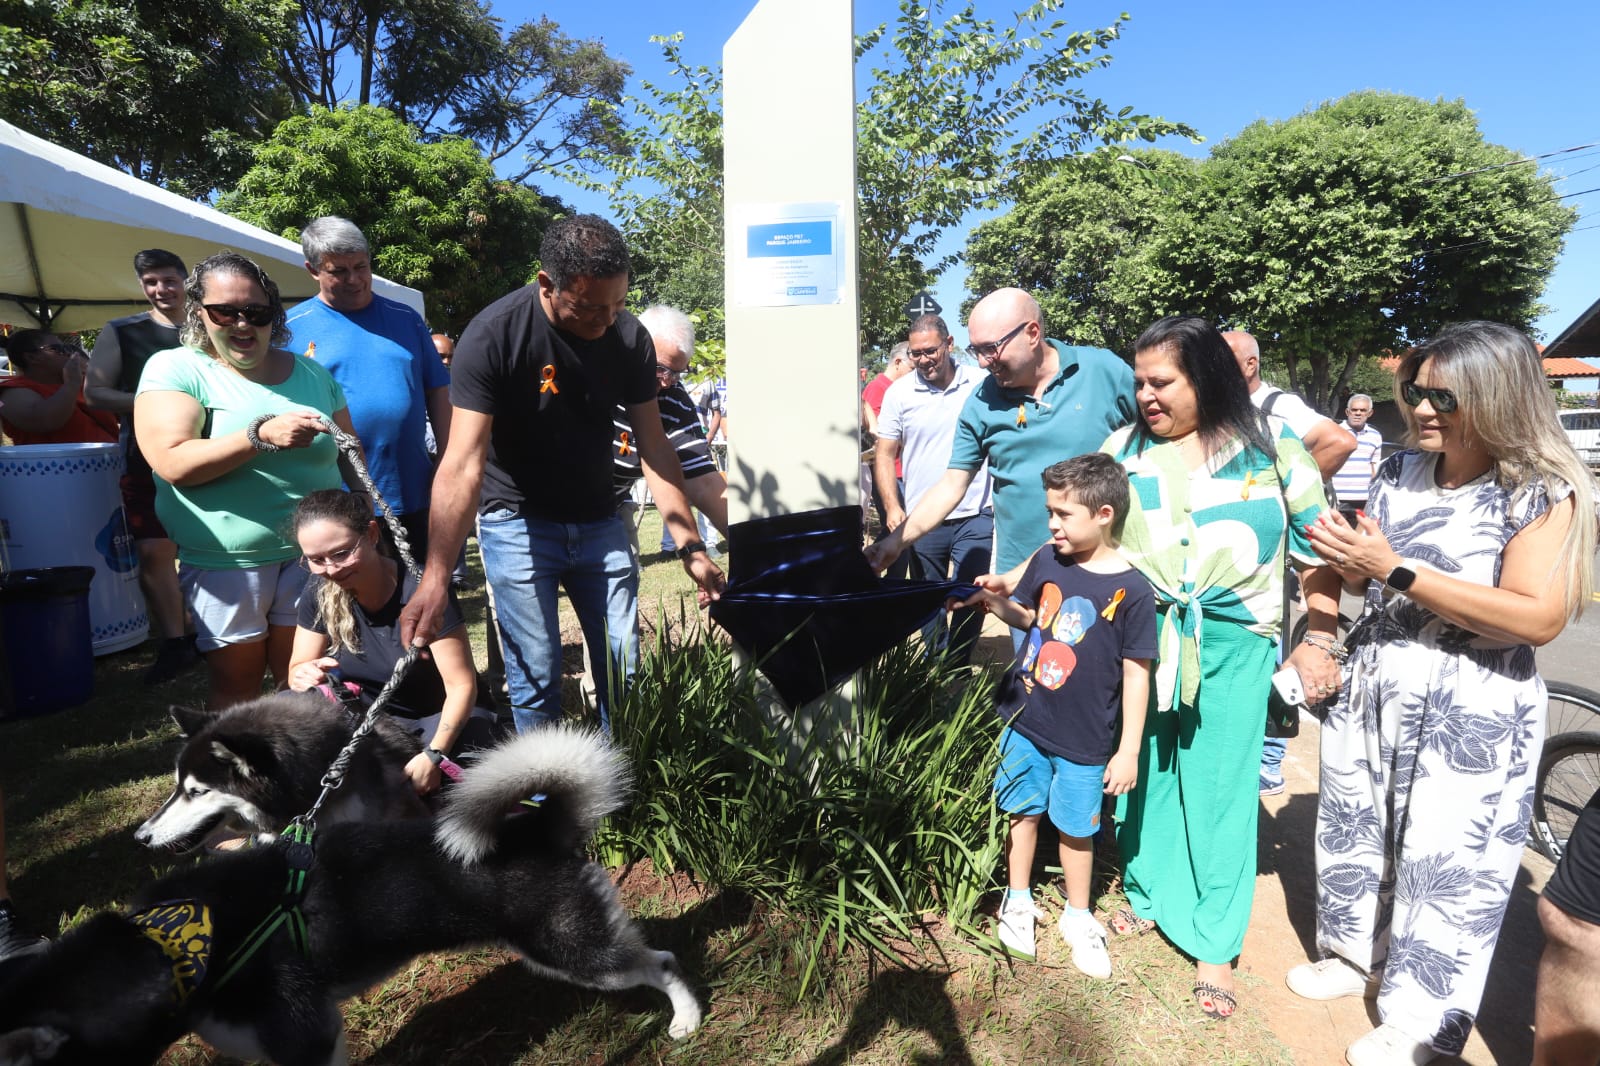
[708,506,976,707]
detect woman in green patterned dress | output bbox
[1101,316,1343,1017]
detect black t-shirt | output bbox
[297,569,464,719]
[997,551,1158,764]
[450,286,656,520]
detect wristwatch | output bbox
[424,746,446,766]
[675,540,708,561]
[1383,563,1417,593]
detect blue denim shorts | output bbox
[994,726,1105,838]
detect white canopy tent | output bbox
[0,118,426,333]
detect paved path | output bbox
[1244,720,1553,1065]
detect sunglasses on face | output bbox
[1400,380,1458,414]
[299,544,360,571]
[31,343,72,356]
[203,303,275,328]
[966,321,1028,363]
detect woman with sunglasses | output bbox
[286,490,497,795]
[1290,322,1596,1066]
[135,252,360,710]
[0,329,118,445]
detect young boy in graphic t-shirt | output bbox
[956,452,1156,975]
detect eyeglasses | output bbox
[907,341,948,359]
[203,303,275,327]
[1400,380,1458,414]
[299,543,361,571]
[31,343,71,355]
[654,364,692,384]
[966,322,1029,363]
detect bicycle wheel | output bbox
[1530,731,1600,863]
[1545,681,1600,739]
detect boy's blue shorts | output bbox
[994,726,1105,838]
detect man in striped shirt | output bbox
[611,305,727,556]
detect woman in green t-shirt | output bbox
[135,252,360,710]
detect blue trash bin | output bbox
[0,566,96,718]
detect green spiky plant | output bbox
[599,622,1005,996]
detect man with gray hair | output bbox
[614,305,728,554]
[287,216,451,556]
[1331,393,1383,517]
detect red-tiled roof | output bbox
[1543,357,1600,378]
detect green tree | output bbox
[281,1,630,182]
[1124,92,1576,411]
[571,1,1195,349]
[0,0,299,196]
[219,105,560,335]
[962,148,1196,355]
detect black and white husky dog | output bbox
[136,692,429,851]
[0,725,702,1065]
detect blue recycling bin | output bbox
[0,566,96,718]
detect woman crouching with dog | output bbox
[286,489,502,795]
[1290,321,1596,1066]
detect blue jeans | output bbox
[476,509,638,734]
[1261,736,1286,777]
[909,510,993,664]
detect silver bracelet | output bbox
[245,413,281,452]
[1301,633,1348,663]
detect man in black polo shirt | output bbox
[402,216,724,733]
[86,249,199,685]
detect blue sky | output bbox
[504,0,1600,348]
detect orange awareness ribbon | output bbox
[1016,403,1027,427]
[617,431,631,456]
[540,365,559,393]
[1240,470,1257,499]
[305,341,316,359]
[1101,588,1126,621]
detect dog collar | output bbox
[130,899,214,1005]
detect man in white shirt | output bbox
[875,314,995,662]
[1331,394,1384,518]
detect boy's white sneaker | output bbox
[996,896,1043,958]
[1286,957,1379,1001]
[1057,910,1112,978]
[1345,1024,1439,1066]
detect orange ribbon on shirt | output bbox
[617,431,631,456]
[1241,471,1258,500]
[1101,588,1126,621]
[1016,403,1027,427]
[540,365,559,393]
[305,342,316,359]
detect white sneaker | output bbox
[1345,1024,1439,1066]
[1057,910,1112,979]
[1286,957,1378,1001]
[996,896,1043,957]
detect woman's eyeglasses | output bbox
[203,303,276,328]
[1400,380,1459,414]
[299,544,360,571]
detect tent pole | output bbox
[12,203,49,327]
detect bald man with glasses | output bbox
[866,288,1136,603]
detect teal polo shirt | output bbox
[948,340,1136,571]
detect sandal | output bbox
[1109,906,1155,937]
[1192,981,1237,1020]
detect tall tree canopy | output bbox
[570,0,1194,350]
[0,0,299,196]
[281,0,630,182]
[219,105,560,335]
[963,149,1195,355]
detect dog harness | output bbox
[213,822,317,989]
[130,900,214,1005]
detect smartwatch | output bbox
[424,746,446,766]
[675,540,708,561]
[1384,564,1417,593]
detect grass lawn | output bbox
[0,511,1294,1064]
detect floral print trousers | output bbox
[1313,638,1545,1055]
